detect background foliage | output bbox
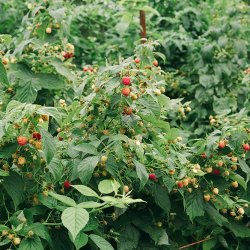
[0,0,249,249]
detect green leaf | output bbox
[38,127,56,164]
[71,185,99,198]
[3,172,25,209]
[205,203,229,226]
[15,81,37,103]
[48,8,66,22]
[238,158,250,182]
[69,232,88,250]
[77,201,104,209]
[72,143,98,155]
[50,59,77,81]
[0,238,11,247]
[0,34,12,45]
[226,221,250,238]
[61,207,89,241]
[89,234,114,250]
[133,160,148,190]
[185,190,205,222]
[78,156,100,184]
[0,169,9,176]
[98,179,120,194]
[49,192,76,207]
[36,107,65,125]
[202,238,217,250]
[0,61,9,86]
[0,225,9,231]
[152,184,171,214]
[118,225,140,250]
[38,194,58,209]
[20,223,52,247]
[19,236,44,250]
[34,73,65,90]
[115,13,132,35]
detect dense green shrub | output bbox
[0,0,249,249]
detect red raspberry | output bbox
[134,58,140,63]
[32,132,42,140]
[242,143,250,151]
[64,180,71,189]
[149,173,157,181]
[122,77,131,86]
[212,169,220,175]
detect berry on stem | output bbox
[17,136,28,146]
[32,132,42,140]
[149,173,157,181]
[242,143,250,151]
[64,180,71,189]
[122,77,131,86]
[218,140,226,149]
[134,58,140,63]
[121,88,131,96]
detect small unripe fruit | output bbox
[231,181,238,188]
[230,211,236,217]
[13,237,21,245]
[34,141,42,150]
[204,194,211,202]
[124,107,133,115]
[231,157,237,163]
[27,230,34,237]
[201,152,207,159]
[223,170,230,177]
[238,207,244,215]
[46,27,52,34]
[17,136,28,146]
[206,167,213,173]
[182,179,189,187]
[156,221,162,228]
[102,170,108,177]
[2,57,9,65]
[186,106,191,112]
[101,155,108,163]
[169,169,175,175]
[160,87,165,93]
[221,208,227,214]
[121,88,131,96]
[217,160,223,167]
[153,89,161,95]
[102,130,109,135]
[122,77,131,86]
[124,185,129,193]
[131,93,138,100]
[18,156,26,165]
[1,230,8,236]
[231,165,237,171]
[212,188,219,195]
[210,118,216,124]
[8,234,14,240]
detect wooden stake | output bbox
[140,10,146,43]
